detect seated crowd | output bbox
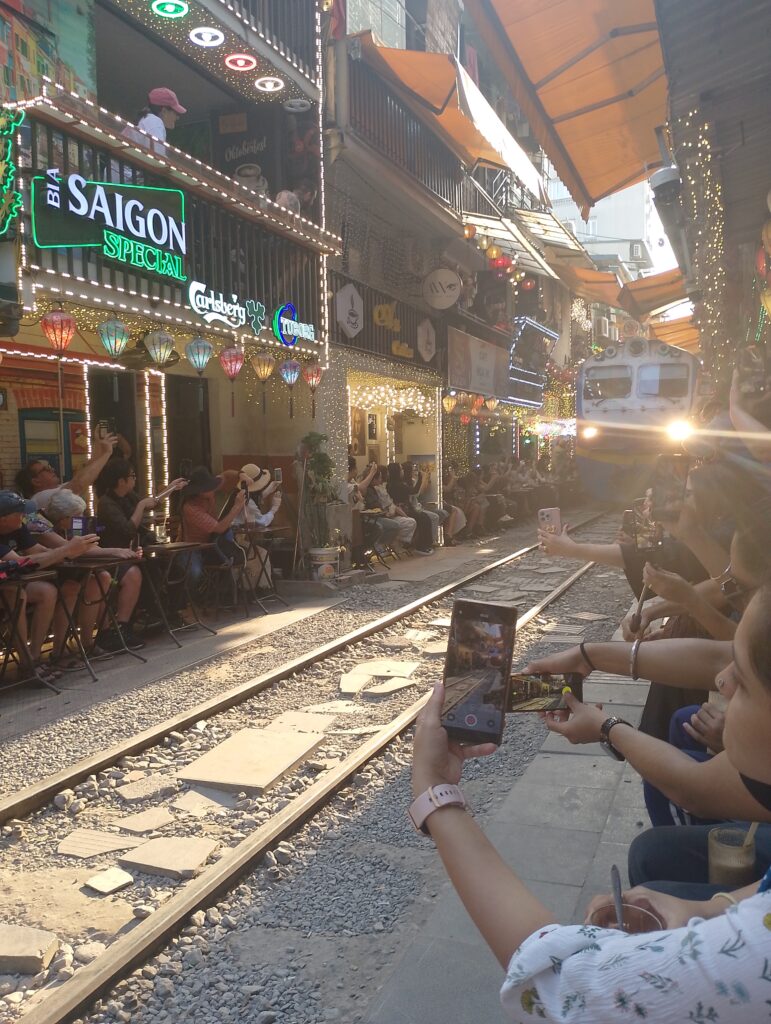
[0,433,283,685]
[411,368,771,1020]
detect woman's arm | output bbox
[642,564,737,640]
[539,527,625,568]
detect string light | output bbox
[159,372,170,514]
[82,363,94,514]
[143,371,154,497]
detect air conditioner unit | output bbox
[609,326,619,341]
[595,316,610,337]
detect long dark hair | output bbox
[138,102,164,121]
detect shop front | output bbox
[0,92,336,506]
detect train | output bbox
[575,336,702,504]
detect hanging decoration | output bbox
[521,276,537,291]
[302,362,324,419]
[185,336,214,412]
[250,350,276,415]
[144,330,176,369]
[41,309,76,354]
[279,358,302,418]
[442,394,457,414]
[459,412,471,426]
[484,396,499,412]
[97,318,130,359]
[463,224,476,240]
[219,344,245,417]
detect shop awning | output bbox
[649,316,701,353]
[353,32,544,199]
[556,266,622,306]
[617,268,687,318]
[464,0,668,215]
[463,213,558,278]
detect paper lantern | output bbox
[477,234,490,252]
[279,358,302,418]
[456,391,470,410]
[219,344,245,417]
[463,224,476,240]
[472,394,484,410]
[250,350,276,415]
[521,277,537,291]
[144,330,176,368]
[459,413,471,426]
[41,309,76,354]
[302,362,323,419]
[97,318,129,359]
[484,397,499,412]
[486,244,502,260]
[442,395,457,414]
[185,337,214,412]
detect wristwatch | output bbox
[600,716,631,761]
[408,784,466,835]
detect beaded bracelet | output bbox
[579,641,596,673]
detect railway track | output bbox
[1,513,612,1024]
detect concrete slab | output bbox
[0,866,135,937]
[540,733,606,756]
[177,728,323,794]
[429,617,451,628]
[422,641,447,656]
[355,659,420,677]
[116,772,178,804]
[339,672,373,696]
[569,612,611,621]
[583,682,649,707]
[172,786,239,817]
[496,781,613,833]
[83,867,135,895]
[303,700,361,715]
[403,629,434,642]
[57,829,145,859]
[363,677,417,697]
[485,821,601,886]
[265,711,330,734]
[118,837,219,879]
[116,808,176,834]
[381,637,414,650]
[0,924,59,974]
[518,754,624,791]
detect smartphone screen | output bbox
[650,454,690,522]
[179,459,193,479]
[440,599,518,745]
[537,507,561,534]
[621,509,635,536]
[274,468,283,483]
[509,672,584,712]
[738,345,767,395]
[632,497,660,552]
[71,516,84,537]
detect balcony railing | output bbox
[228,0,317,81]
[17,101,326,349]
[348,61,462,212]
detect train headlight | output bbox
[667,420,693,442]
[581,426,599,440]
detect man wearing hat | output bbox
[0,491,101,681]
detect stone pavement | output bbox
[366,672,650,1024]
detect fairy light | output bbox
[158,371,170,515]
[143,371,154,497]
[473,420,481,468]
[82,363,94,513]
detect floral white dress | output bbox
[501,866,771,1022]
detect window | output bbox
[583,366,633,401]
[631,243,643,259]
[637,363,690,399]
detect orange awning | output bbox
[649,316,700,353]
[464,0,668,215]
[557,266,622,306]
[617,268,687,318]
[354,32,544,198]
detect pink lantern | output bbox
[41,309,76,353]
[219,344,245,416]
[302,362,323,419]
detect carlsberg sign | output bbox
[31,171,187,282]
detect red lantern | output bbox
[521,277,537,292]
[219,345,245,417]
[757,245,768,279]
[459,413,471,426]
[41,309,76,353]
[302,362,323,419]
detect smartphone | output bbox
[537,507,561,534]
[632,497,661,553]
[440,599,518,745]
[179,459,193,479]
[650,453,690,522]
[70,516,102,538]
[96,419,115,439]
[621,509,635,536]
[737,345,767,396]
[274,467,283,484]
[509,672,584,712]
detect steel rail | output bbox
[0,514,604,826]
[17,558,596,1024]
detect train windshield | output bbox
[637,364,690,399]
[583,366,632,400]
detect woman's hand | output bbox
[523,647,593,679]
[585,886,708,930]
[138,496,159,512]
[412,682,497,798]
[642,563,694,607]
[538,525,576,557]
[682,702,725,752]
[169,477,188,491]
[729,368,744,414]
[542,692,606,744]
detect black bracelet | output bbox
[579,641,596,673]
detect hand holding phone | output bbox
[440,599,518,745]
[650,454,690,523]
[537,507,561,536]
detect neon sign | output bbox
[188,280,266,334]
[0,108,24,238]
[272,302,316,346]
[31,172,187,283]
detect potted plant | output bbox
[298,432,341,578]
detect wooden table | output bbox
[233,526,290,614]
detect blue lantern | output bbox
[279,358,301,418]
[185,336,214,412]
[97,317,129,358]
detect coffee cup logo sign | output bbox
[272,302,316,346]
[188,280,266,335]
[32,170,187,282]
[335,282,363,340]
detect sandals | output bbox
[32,661,64,682]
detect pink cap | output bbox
[148,87,186,114]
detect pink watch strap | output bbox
[408,784,466,835]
